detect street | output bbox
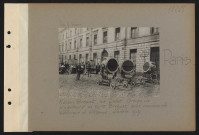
[59,73,160,99]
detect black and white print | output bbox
[58,27,160,100]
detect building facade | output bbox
[59,27,159,72]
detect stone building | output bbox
[59,27,159,72]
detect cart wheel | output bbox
[116,78,121,83]
[96,81,101,85]
[141,79,146,85]
[131,81,136,87]
[110,83,116,89]
[123,82,128,88]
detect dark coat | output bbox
[76,65,82,73]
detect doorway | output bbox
[150,47,160,70]
[101,49,108,62]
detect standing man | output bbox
[96,63,100,74]
[87,61,91,77]
[81,62,85,74]
[84,61,88,75]
[76,63,82,80]
[65,62,69,74]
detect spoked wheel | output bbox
[116,78,122,83]
[123,82,128,88]
[96,80,101,85]
[110,82,116,89]
[130,81,136,87]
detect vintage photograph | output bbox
[58,27,160,98]
[4,3,195,131]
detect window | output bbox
[151,27,154,34]
[79,54,82,59]
[66,32,67,38]
[59,43,61,52]
[115,27,120,40]
[65,55,67,63]
[85,53,89,62]
[150,27,159,34]
[130,49,137,63]
[75,28,77,34]
[80,38,83,48]
[65,42,67,51]
[94,34,97,45]
[86,37,89,46]
[69,42,71,49]
[70,31,72,37]
[62,43,64,51]
[93,53,97,64]
[69,55,71,59]
[74,40,76,49]
[103,31,108,43]
[61,55,63,63]
[59,55,61,62]
[114,51,120,61]
[74,55,76,60]
[79,54,82,63]
[131,27,137,38]
[155,27,159,34]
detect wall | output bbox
[59,27,160,72]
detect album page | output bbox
[4,3,195,132]
[4,4,28,132]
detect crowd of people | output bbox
[59,61,102,81]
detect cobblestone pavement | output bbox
[59,73,160,98]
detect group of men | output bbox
[60,61,102,80]
[64,61,100,80]
[75,62,101,80]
